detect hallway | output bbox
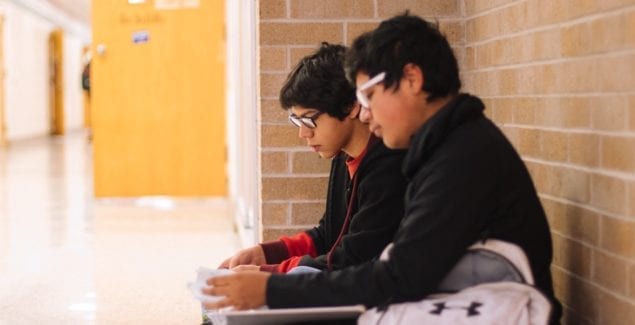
[0,132,240,324]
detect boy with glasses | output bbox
[203,14,561,324]
[219,43,407,275]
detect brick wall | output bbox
[257,0,635,323]
[258,0,463,241]
[462,0,635,324]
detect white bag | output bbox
[358,240,552,325]
[358,281,551,325]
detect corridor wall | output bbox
[2,1,88,141]
[462,1,635,323]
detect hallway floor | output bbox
[0,132,240,324]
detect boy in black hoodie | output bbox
[219,43,407,274]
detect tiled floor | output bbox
[0,132,240,324]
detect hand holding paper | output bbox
[187,267,234,304]
[202,271,271,310]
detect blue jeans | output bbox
[287,266,322,274]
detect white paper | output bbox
[187,267,234,303]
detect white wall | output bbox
[2,0,89,141]
[225,0,260,246]
[3,1,53,140]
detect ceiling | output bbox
[46,0,91,25]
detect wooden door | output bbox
[49,29,64,136]
[91,0,226,197]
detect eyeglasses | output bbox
[356,72,386,109]
[288,111,325,129]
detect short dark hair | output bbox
[279,43,356,120]
[345,13,461,102]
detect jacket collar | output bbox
[402,94,485,178]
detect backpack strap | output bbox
[436,239,534,293]
[469,239,535,285]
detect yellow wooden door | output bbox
[0,15,5,147]
[49,29,64,136]
[91,0,226,197]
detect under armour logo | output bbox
[429,301,483,317]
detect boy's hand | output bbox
[218,245,266,269]
[202,272,270,310]
[232,265,260,272]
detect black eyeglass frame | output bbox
[288,111,326,129]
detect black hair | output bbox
[345,12,461,102]
[279,42,356,120]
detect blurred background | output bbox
[0,0,251,323]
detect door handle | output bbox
[96,44,107,56]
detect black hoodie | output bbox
[266,94,561,323]
[260,135,408,272]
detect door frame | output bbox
[226,0,260,245]
[49,29,64,135]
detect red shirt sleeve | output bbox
[259,255,305,273]
[280,232,318,258]
[276,256,304,273]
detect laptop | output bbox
[204,305,366,325]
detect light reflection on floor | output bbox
[0,133,240,324]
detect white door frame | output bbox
[225,0,260,246]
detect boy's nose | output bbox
[298,126,313,138]
[359,108,372,123]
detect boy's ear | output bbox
[348,101,362,119]
[402,63,424,95]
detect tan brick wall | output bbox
[257,1,634,321]
[257,0,463,241]
[463,0,635,323]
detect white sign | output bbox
[155,0,199,10]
